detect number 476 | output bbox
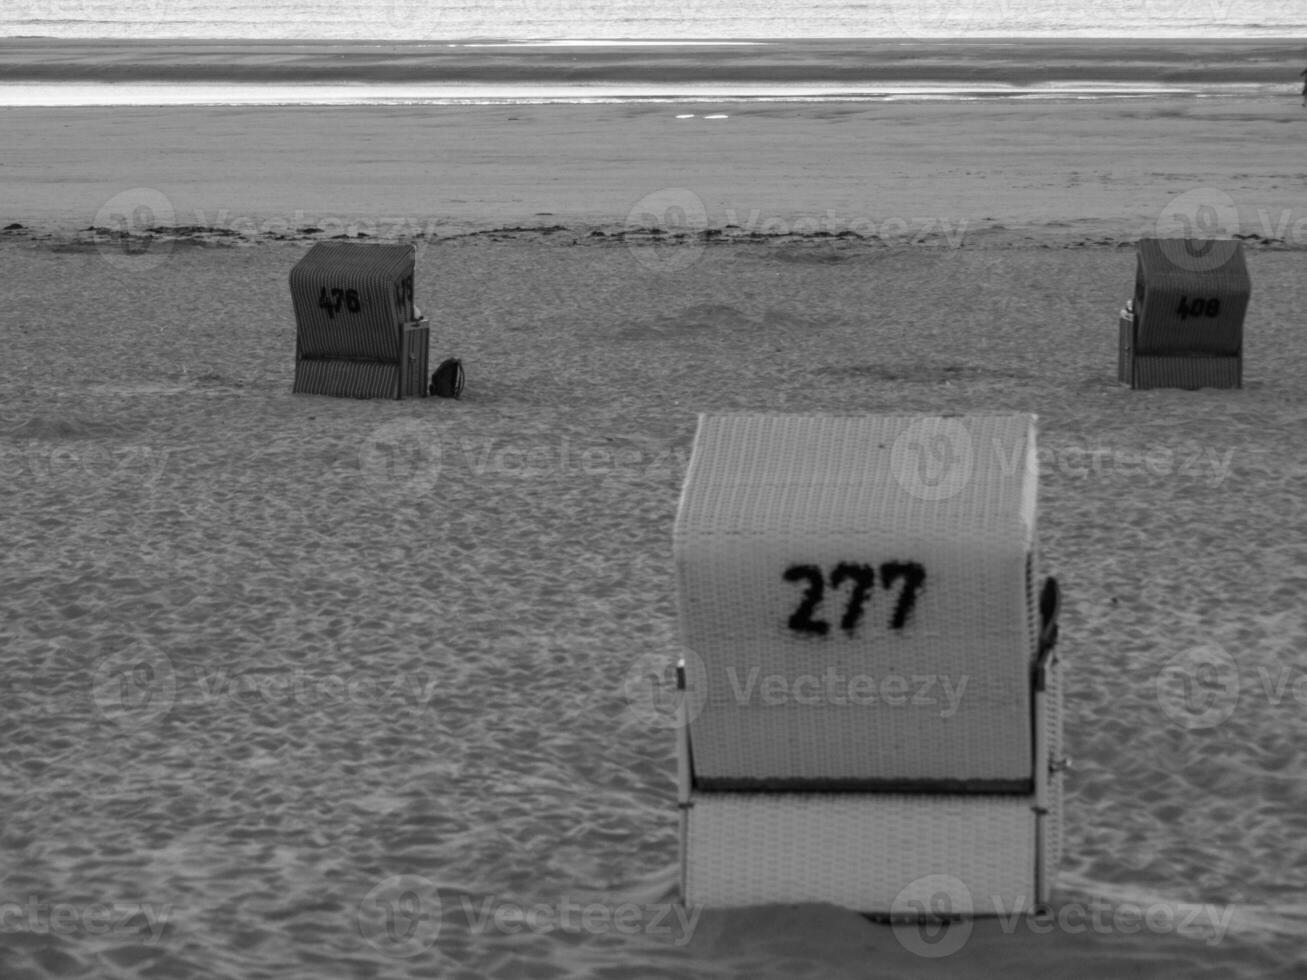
[318,286,362,318]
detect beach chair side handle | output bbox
[1033,576,1061,692]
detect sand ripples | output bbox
[2,241,1305,977]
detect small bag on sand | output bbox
[430,358,465,399]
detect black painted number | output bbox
[1175,296,1220,321]
[829,562,876,633]
[879,561,928,630]
[783,564,828,636]
[783,561,926,637]
[318,286,362,319]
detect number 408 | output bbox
[1175,295,1220,321]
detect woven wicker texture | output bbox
[290,242,416,362]
[291,357,402,399]
[675,414,1039,783]
[676,630,1066,911]
[1044,655,1064,882]
[1127,354,1241,391]
[1132,239,1249,357]
[685,792,1038,910]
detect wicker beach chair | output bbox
[290,242,429,399]
[1118,238,1249,389]
[673,413,1065,914]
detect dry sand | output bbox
[2,99,1307,978]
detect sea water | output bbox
[3,0,1305,40]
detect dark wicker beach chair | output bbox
[1119,238,1249,389]
[672,413,1066,915]
[290,242,429,399]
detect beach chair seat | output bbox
[1118,238,1249,389]
[673,413,1066,914]
[290,242,429,399]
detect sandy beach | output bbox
[3,94,1307,246]
[3,90,1307,979]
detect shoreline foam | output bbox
[0,37,1302,87]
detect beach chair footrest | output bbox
[684,791,1057,913]
[1122,353,1241,390]
[293,358,410,399]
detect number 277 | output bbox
[783,561,926,637]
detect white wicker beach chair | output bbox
[1118,238,1249,389]
[673,413,1065,914]
[290,242,429,399]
